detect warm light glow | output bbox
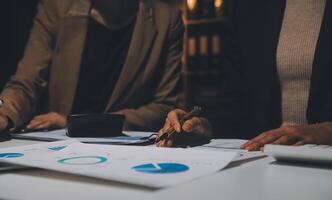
[215,0,223,8]
[187,0,198,11]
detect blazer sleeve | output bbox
[0,0,58,128]
[113,10,184,132]
[212,0,247,138]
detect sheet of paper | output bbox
[202,139,248,149]
[0,142,236,188]
[0,139,78,156]
[0,140,79,171]
[12,129,69,141]
[194,139,266,162]
[12,129,157,144]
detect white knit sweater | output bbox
[276,0,326,125]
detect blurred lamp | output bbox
[187,0,198,11]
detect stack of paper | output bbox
[12,129,156,145]
[0,140,236,188]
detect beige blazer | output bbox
[0,0,184,131]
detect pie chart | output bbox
[132,163,189,174]
[0,153,24,158]
[48,146,67,151]
[57,156,108,165]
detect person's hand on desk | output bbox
[242,122,332,151]
[26,112,67,130]
[156,109,212,147]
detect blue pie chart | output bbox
[48,146,67,151]
[132,163,189,174]
[0,153,24,158]
[58,156,108,165]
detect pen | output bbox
[156,106,202,143]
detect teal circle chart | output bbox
[0,153,24,158]
[57,156,108,165]
[132,163,189,174]
[48,146,67,151]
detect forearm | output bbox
[112,103,173,132]
[0,0,57,128]
[0,83,36,128]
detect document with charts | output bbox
[0,141,236,188]
[0,139,78,157]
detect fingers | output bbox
[294,141,305,146]
[161,118,171,134]
[27,113,51,129]
[243,130,275,147]
[27,119,52,130]
[167,109,186,132]
[243,140,264,151]
[157,109,209,148]
[156,138,173,147]
[26,112,67,130]
[242,125,305,151]
[182,117,204,134]
[34,121,52,130]
[242,135,264,149]
[156,117,173,143]
[272,135,299,145]
[243,129,284,151]
[156,109,185,144]
[27,119,45,129]
[182,117,198,132]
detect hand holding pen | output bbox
[156,106,213,147]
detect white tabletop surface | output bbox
[1,139,332,200]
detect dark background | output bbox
[0,0,39,90]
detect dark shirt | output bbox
[71,17,136,114]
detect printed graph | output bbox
[48,146,67,151]
[132,163,189,174]
[0,153,24,158]
[57,156,108,165]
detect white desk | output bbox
[1,139,332,200]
